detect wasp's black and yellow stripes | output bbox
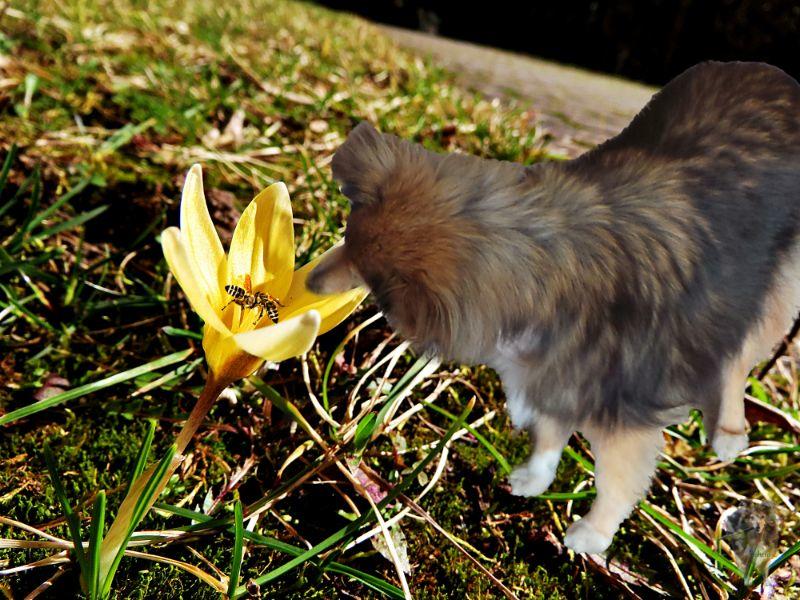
[222,284,284,324]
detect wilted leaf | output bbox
[371,524,410,574]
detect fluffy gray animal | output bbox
[307,61,800,553]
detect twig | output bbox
[395,488,518,599]
[23,566,68,600]
[300,353,340,428]
[363,493,412,600]
[360,466,517,599]
[647,536,692,599]
[0,516,68,544]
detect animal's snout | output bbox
[306,245,365,295]
[306,263,329,294]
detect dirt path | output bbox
[382,25,657,157]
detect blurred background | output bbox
[320,0,800,84]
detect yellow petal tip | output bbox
[232,310,322,362]
[302,309,322,329]
[268,181,288,194]
[161,226,181,243]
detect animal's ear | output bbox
[306,245,365,294]
[332,121,398,207]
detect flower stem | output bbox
[96,373,229,596]
[175,372,227,455]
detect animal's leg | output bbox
[712,364,749,462]
[711,257,800,461]
[564,425,663,554]
[508,414,572,497]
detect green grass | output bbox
[1,0,799,598]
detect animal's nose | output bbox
[306,265,326,294]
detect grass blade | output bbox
[563,445,595,472]
[129,420,157,489]
[0,251,55,278]
[100,445,179,597]
[227,500,244,597]
[375,355,439,428]
[234,398,475,596]
[0,164,31,224]
[31,204,108,243]
[42,444,90,590]
[740,538,800,595]
[321,312,384,412]
[766,539,800,575]
[95,119,155,157]
[153,502,404,599]
[0,349,192,425]
[6,164,41,250]
[536,491,597,501]
[353,412,378,451]
[25,176,92,235]
[87,491,106,598]
[639,502,742,576]
[0,282,56,332]
[423,394,511,474]
[160,326,203,340]
[0,143,18,205]
[250,378,320,441]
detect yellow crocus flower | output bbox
[161,164,367,388]
[98,165,368,589]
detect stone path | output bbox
[381,25,658,157]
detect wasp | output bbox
[222,275,284,325]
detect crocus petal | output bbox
[162,227,230,334]
[203,325,263,381]
[233,310,321,362]
[227,182,295,299]
[180,164,227,299]
[281,249,369,334]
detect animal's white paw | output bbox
[713,430,748,462]
[564,519,613,554]
[508,450,560,497]
[508,465,554,497]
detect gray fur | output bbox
[316,61,800,432]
